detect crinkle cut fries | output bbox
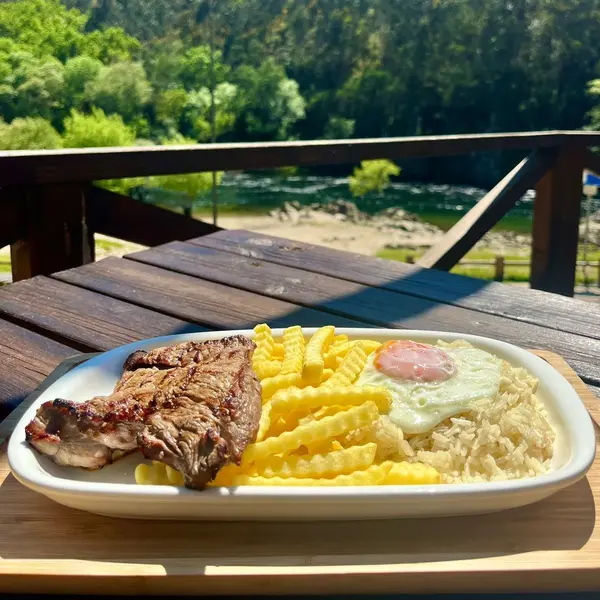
[135,325,441,488]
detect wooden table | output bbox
[1,229,600,597]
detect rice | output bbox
[351,340,556,484]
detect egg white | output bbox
[356,345,503,434]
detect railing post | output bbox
[530,145,584,297]
[494,256,504,282]
[10,184,94,281]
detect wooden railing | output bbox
[1,130,600,296]
[407,254,600,286]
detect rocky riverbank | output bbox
[220,199,533,256]
[255,198,600,256]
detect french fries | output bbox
[303,325,335,383]
[270,385,391,414]
[323,343,369,388]
[135,325,441,489]
[252,324,282,380]
[254,443,377,478]
[280,325,305,376]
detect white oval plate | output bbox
[7,328,596,521]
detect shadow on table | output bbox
[0,470,594,566]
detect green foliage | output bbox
[2,0,600,187]
[85,61,151,123]
[143,39,185,91]
[153,170,223,199]
[62,107,136,147]
[588,79,600,130]
[180,46,229,91]
[12,58,66,122]
[349,160,401,197]
[64,55,102,109]
[0,0,138,64]
[79,27,141,63]
[0,0,85,61]
[156,88,188,128]
[150,135,224,199]
[0,116,62,149]
[324,116,355,139]
[185,82,238,141]
[233,59,306,141]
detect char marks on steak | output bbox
[25,335,262,488]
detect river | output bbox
[147,173,599,234]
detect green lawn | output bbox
[95,237,127,252]
[377,247,600,285]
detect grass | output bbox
[419,212,533,235]
[377,246,600,285]
[192,205,270,218]
[95,238,126,252]
[0,260,11,274]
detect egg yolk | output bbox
[374,340,456,383]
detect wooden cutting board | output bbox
[0,350,599,596]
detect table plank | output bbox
[192,230,600,341]
[0,320,76,421]
[52,257,367,330]
[127,241,600,386]
[0,276,201,352]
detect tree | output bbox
[180,45,229,91]
[323,116,355,139]
[155,87,188,131]
[62,107,136,147]
[62,108,143,194]
[185,82,237,140]
[79,27,141,63]
[12,58,66,123]
[0,0,86,61]
[0,0,139,63]
[349,160,400,197]
[64,55,102,111]
[144,39,186,91]
[67,0,187,42]
[85,61,152,124]
[233,59,305,140]
[587,79,600,130]
[0,116,62,149]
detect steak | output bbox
[25,335,262,489]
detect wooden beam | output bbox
[10,184,93,281]
[584,148,600,177]
[87,186,220,247]
[0,131,600,186]
[530,145,584,297]
[0,188,26,248]
[417,149,557,270]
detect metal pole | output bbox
[209,0,218,226]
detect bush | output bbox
[348,159,400,196]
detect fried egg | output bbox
[355,340,502,434]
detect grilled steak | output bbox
[25,335,262,489]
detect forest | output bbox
[1,0,600,187]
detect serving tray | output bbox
[0,349,599,595]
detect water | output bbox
[145,172,600,234]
